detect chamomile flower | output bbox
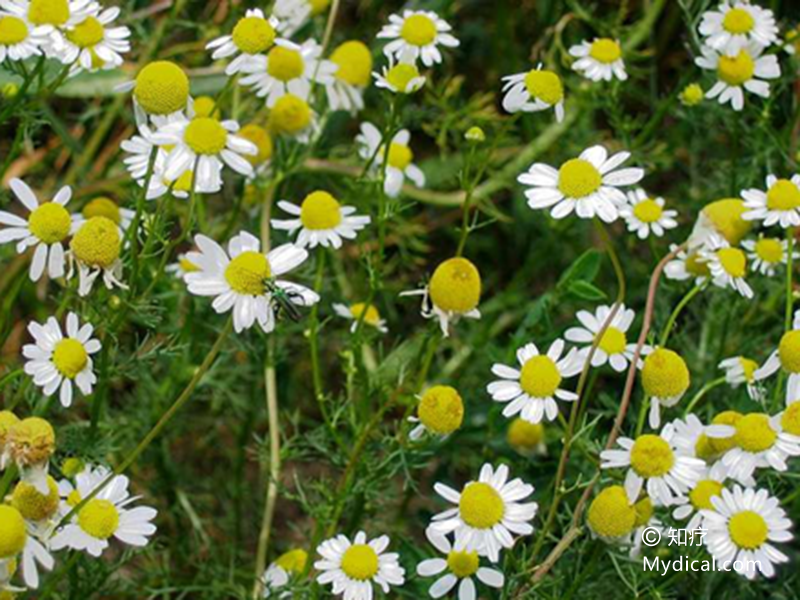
[52,465,157,557]
[629,497,666,558]
[0,178,75,281]
[718,412,800,482]
[166,252,201,280]
[671,413,741,463]
[261,549,308,598]
[753,311,800,399]
[67,216,126,296]
[695,42,780,111]
[117,60,190,120]
[240,39,336,107]
[487,339,582,423]
[679,82,705,106]
[327,40,372,113]
[719,356,764,402]
[742,236,794,276]
[6,417,56,494]
[0,410,20,470]
[641,348,691,429]
[11,476,59,523]
[565,304,648,372]
[699,1,778,56]
[408,385,465,441]
[332,302,387,333]
[0,505,53,590]
[373,57,426,94]
[698,234,753,298]
[690,198,752,248]
[779,401,800,437]
[701,485,792,579]
[417,530,504,599]
[271,191,371,249]
[518,144,644,223]
[273,0,329,36]
[501,64,565,122]
[400,257,481,337]
[506,418,546,457]
[184,231,318,334]
[741,174,800,228]
[429,463,537,562]
[600,424,706,506]
[268,93,317,142]
[22,312,100,408]
[672,471,727,532]
[314,531,405,599]
[569,38,627,82]
[2,0,98,54]
[238,123,273,175]
[586,485,637,542]
[206,9,280,76]
[664,244,710,285]
[73,196,134,237]
[356,122,425,198]
[0,9,49,63]
[377,9,459,67]
[57,6,129,73]
[619,190,679,239]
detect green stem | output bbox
[659,283,705,347]
[309,248,326,402]
[786,228,795,331]
[684,377,726,414]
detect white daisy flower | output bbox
[56,6,130,74]
[72,196,134,238]
[166,251,201,280]
[600,423,706,506]
[356,121,426,198]
[372,56,426,94]
[742,174,800,228]
[239,39,336,107]
[664,243,710,285]
[271,191,371,249]
[501,64,565,122]
[695,41,780,111]
[0,0,98,56]
[417,529,504,599]
[22,312,100,408]
[326,40,372,113]
[184,231,319,334]
[518,144,644,223]
[701,485,792,579]
[487,339,582,425]
[206,9,281,76]
[261,549,307,598]
[717,412,800,483]
[273,0,328,37]
[408,385,464,441]
[754,309,800,400]
[672,469,728,532]
[698,234,753,298]
[0,178,75,281]
[619,189,679,239]
[332,302,387,333]
[67,216,127,297]
[51,465,157,557]
[564,304,649,373]
[742,236,795,276]
[0,8,50,63]
[568,38,627,82]
[671,413,740,463]
[430,464,536,562]
[719,356,764,402]
[377,9,459,67]
[314,531,405,599]
[0,505,53,590]
[699,1,779,56]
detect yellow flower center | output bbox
[225,251,270,295]
[28,202,71,244]
[524,69,563,105]
[734,413,777,452]
[717,50,755,86]
[349,302,381,326]
[766,179,800,211]
[184,117,228,155]
[728,510,768,550]
[52,338,88,379]
[275,548,308,573]
[238,124,272,165]
[0,506,27,559]
[694,434,714,461]
[739,357,758,382]
[459,482,505,529]
[340,544,379,581]
[558,158,602,199]
[428,257,481,314]
[707,411,742,454]
[633,199,664,224]
[27,0,68,26]
[12,476,59,522]
[172,170,194,193]
[418,385,464,435]
[400,14,437,46]
[385,142,413,170]
[446,550,479,578]
[299,191,342,230]
[779,329,800,373]
[66,490,82,507]
[680,83,704,106]
[598,326,627,355]
[507,418,544,450]
[633,496,653,528]
[270,94,311,135]
[519,355,562,398]
[689,479,724,511]
[70,216,121,268]
[7,417,55,466]
[385,63,421,92]
[716,247,746,278]
[179,257,199,273]
[82,197,121,224]
[78,499,119,540]
[685,251,711,277]
[134,61,190,116]
[630,434,675,478]
[330,40,373,86]
[267,45,305,82]
[723,7,755,34]
[0,16,28,45]
[308,0,330,15]
[61,456,85,477]
[641,348,690,400]
[754,238,783,264]
[232,15,276,54]
[192,96,220,120]
[587,485,636,538]
[0,411,20,446]
[588,38,622,64]
[66,16,104,49]
[781,402,800,436]
[703,199,750,245]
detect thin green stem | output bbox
[309,248,326,402]
[684,377,726,414]
[659,283,705,347]
[786,228,795,331]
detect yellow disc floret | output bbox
[349,303,381,327]
[702,199,750,245]
[232,15,276,54]
[66,16,104,49]
[739,357,758,382]
[299,191,342,230]
[0,506,27,559]
[330,40,373,87]
[52,338,88,379]
[728,510,768,550]
[633,199,664,224]
[12,475,59,521]
[61,456,85,477]
[689,479,724,510]
[385,142,412,170]
[134,61,190,116]
[340,544,379,581]
[267,45,305,82]
[734,413,777,453]
[524,69,563,105]
[192,96,220,120]
[716,247,747,278]
[781,402,800,436]
[685,251,711,278]
[28,202,71,244]
[308,0,330,15]
[588,38,622,64]
[633,496,653,528]
[598,326,627,355]
[586,485,636,538]
[519,355,562,398]
[238,124,273,165]
[630,434,674,478]
[447,550,479,578]
[507,418,544,451]
[718,50,755,86]
[27,0,68,26]
[0,16,28,44]
[754,238,784,264]
[269,94,312,135]
[779,330,800,373]
[707,411,742,455]
[82,197,121,224]
[641,348,690,400]
[767,179,800,211]
[459,482,505,529]
[558,158,602,199]
[70,216,121,268]
[0,410,20,446]
[225,251,270,295]
[680,83,704,106]
[722,8,755,34]
[400,14,437,46]
[275,548,308,574]
[8,417,55,466]
[184,117,228,155]
[385,63,421,92]
[428,257,481,314]
[78,498,119,539]
[417,385,464,435]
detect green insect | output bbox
[264,278,304,322]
